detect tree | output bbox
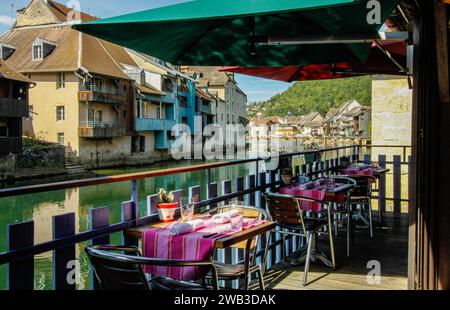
[247,76,372,118]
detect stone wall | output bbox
[0,145,66,180]
[371,75,412,159]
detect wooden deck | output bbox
[261,212,409,290]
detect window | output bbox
[56,72,65,89]
[156,106,161,119]
[88,109,103,126]
[56,106,65,121]
[131,136,145,153]
[28,105,33,119]
[32,45,42,60]
[57,133,64,146]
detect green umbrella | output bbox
[73,0,399,67]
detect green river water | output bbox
[0,160,252,290]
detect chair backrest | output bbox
[343,175,376,197]
[85,246,151,290]
[263,193,302,226]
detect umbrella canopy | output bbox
[220,42,407,82]
[73,0,400,67]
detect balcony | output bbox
[135,118,176,132]
[0,136,22,154]
[154,130,172,150]
[0,98,29,118]
[78,121,126,138]
[78,86,127,104]
[198,103,212,115]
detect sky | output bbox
[0,0,291,102]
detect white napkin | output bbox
[212,209,241,224]
[170,219,206,236]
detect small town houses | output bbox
[0,0,248,168]
[249,100,371,140]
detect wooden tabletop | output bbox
[125,220,276,249]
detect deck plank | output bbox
[261,212,408,290]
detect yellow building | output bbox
[0,0,139,168]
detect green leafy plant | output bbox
[282,168,292,176]
[158,188,174,204]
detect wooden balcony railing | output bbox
[78,121,125,138]
[78,86,127,104]
[0,98,29,118]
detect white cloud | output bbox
[0,15,14,28]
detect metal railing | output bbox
[79,85,126,95]
[79,121,117,129]
[0,144,412,290]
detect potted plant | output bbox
[156,188,178,222]
[281,168,293,185]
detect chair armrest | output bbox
[92,245,142,256]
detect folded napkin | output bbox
[242,219,267,230]
[170,219,206,236]
[212,209,241,224]
[301,182,315,190]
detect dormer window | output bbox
[33,45,42,60]
[32,38,57,61]
[0,42,16,60]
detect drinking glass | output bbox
[230,200,245,231]
[181,198,195,222]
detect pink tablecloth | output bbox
[142,218,266,281]
[340,168,375,176]
[279,182,346,212]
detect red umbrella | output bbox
[220,42,407,82]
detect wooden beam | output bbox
[435,0,449,104]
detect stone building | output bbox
[371,75,412,158]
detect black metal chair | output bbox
[85,245,219,290]
[203,205,271,290]
[264,193,335,286]
[345,174,376,238]
[328,176,356,257]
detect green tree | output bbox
[247,76,372,118]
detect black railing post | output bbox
[53,213,76,290]
[121,201,137,247]
[7,221,34,290]
[89,207,110,290]
[130,179,139,225]
[378,155,387,223]
[393,155,402,217]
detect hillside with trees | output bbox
[247,76,372,118]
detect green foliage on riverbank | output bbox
[247,76,372,118]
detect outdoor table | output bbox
[339,166,390,179]
[126,216,276,249]
[339,165,390,224]
[126,211,275,282]
[278,179,353,268]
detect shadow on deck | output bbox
[262,212,409,290]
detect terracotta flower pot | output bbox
[157,202,178,222]
[281,174,293,185]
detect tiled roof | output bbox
[0,25,137,80]
[136,83,165,96]
[0,0,136,80]
[46,0,98,23]
[196,87,213,101]
[0,59,34,84]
